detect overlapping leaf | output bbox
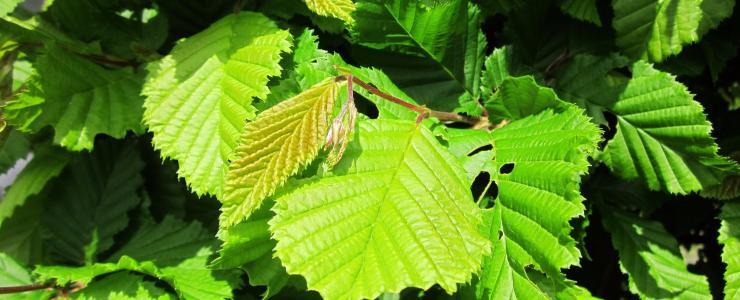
[351,0,486,113]
[600,61,737,194]
[75,272,174,300]
[270,119,489,300]
[143,13,291,197]
[559,0,601,26]
[42,141,144,264]
[600,204,711,299]
[612,0,703,62]
[4,45,144,151]
[222,78,343,228]
[215,202,291,298]
[473,106,600,299]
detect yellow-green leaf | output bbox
[221,78,344,229]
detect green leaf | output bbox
[215,202,291,298]
[110,217,238,300]
[485,76,571,122]
[0,0,21,16]
[37,216,237,300]
[0,145,69,226]
[75,272,175,300]
[0,130,29,175]
[697,0,735,36]
[528,270,599,300]
[0,194,44,265]
[351,0,486,113]
[553,53,630,124]
[142,12,292,197]
[0,253,51,300]
[559,0,601,26]
[612,0,703,62]
[600,61,737,194]
[599,204,711,299]
[720,199,740,300]
[303,0,356,24]
[222,78,344,228]
[42,141,144,264]
[4,45,145,151]
[270,119,489,300]
[474,106,600,299]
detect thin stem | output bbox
[337,75,488,127]
[0,283,52,294]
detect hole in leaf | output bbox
[354,94,378,119]
[471,172,491,200]
[482,182,498,209]
[499,163,515,174]
[467,144,493,157]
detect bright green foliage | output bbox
[474,106,600,299]
[0,0,22,16]
[304,0,356,24]
[0,146,69,226]
[600,205,711,299]
[4,45,144,151]
[36,216,236,300]
[42,142,143,264]
[720,200,740,300]
[142,12,292,197]
[559,0,601,26]
[2,1,740,299]
[612,0,703,62]
[601,61,737,194]
[222,78,344,229]
[75,272,174,300]
[351,0,485,113]
[270,119,489,300]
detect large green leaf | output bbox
[5,45,144,151]
[36,216,237,300]
[600,61,737,194]
[42,141,144,264]
[473,106,600,299]
[142,12,292,197]
[720,199,740,300]
[600,204,711,299]
[270,119,489,300]
[222,78,343,228]
[612,0,702,62]
[351,0,486,113]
